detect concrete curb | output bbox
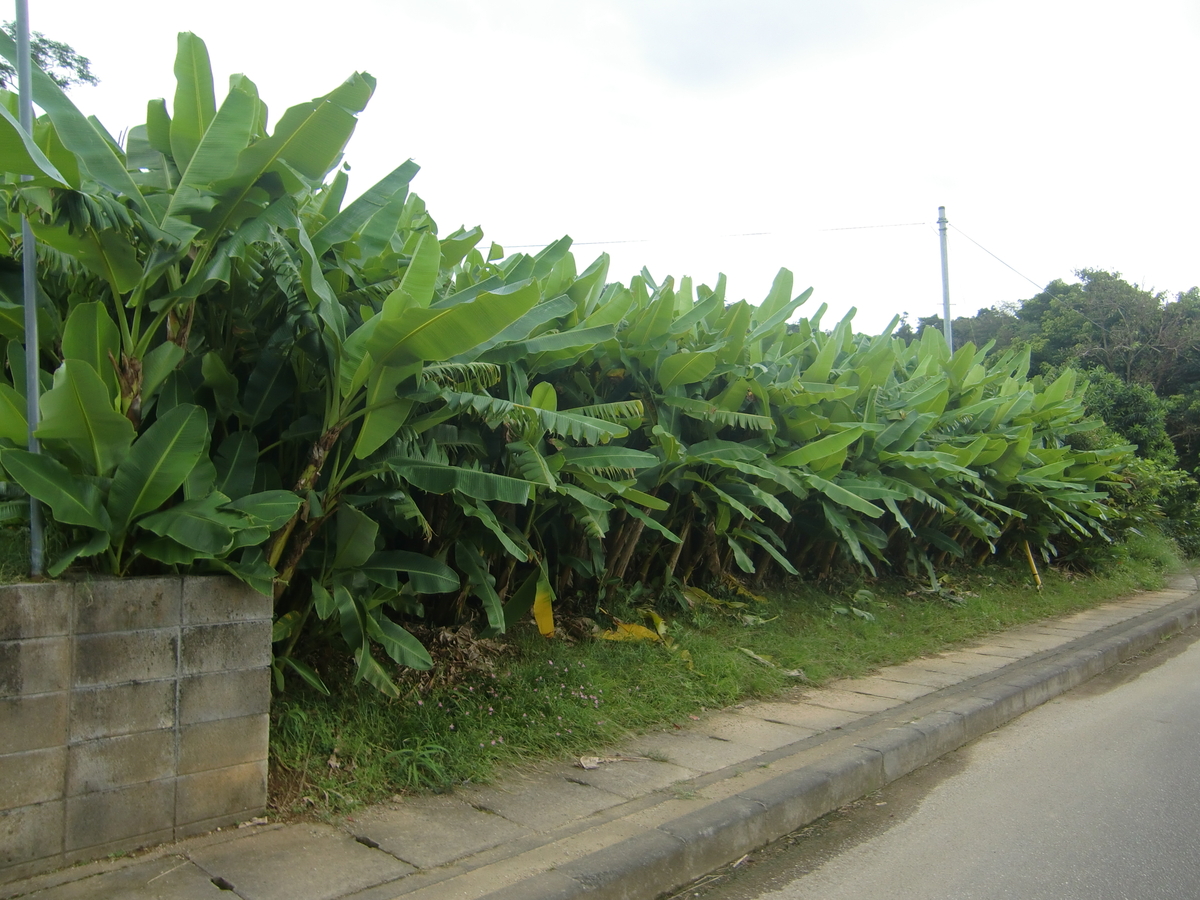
[474,587,1200,900]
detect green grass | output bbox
[0,521,76,584]
[0,526,36,584]
[268,531,1180,817]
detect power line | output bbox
[502,218,1048,298]
[948,223,1044,291]
[503,220,928,250]
[819,221,926,232]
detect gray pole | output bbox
[938,206,952,351]
[16,0,43,577]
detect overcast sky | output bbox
[39,0,1200,334]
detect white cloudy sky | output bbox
[38,0,1200,334]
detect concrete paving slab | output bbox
[564,757,697,799]
[928,650,1012,675]
[799,688,903,714]
[384,818,651,900]
[898,657,988,679]
[188,823,413,900]
[628,730,766,773]
[872,664,967,689]
[1104,600,1171,614]
[971,644,1040,659]
[825,676,934,702]
[464,773,624,830]
[700,713,815,750]
[736,701,862,731]
[1032,621,1096,635]
[621,795,718,830]
[350,795,529,869]
[985,629,1071,648]
[23,856,225,900]
[1060,611,1141,628]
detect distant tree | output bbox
[915,313,943,337]
[0,22,97,91]
[1083,368,1177,466]
[950,302,1022,351]
[950,269,1200,480]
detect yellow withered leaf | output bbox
[598,622,661,642]
[532,569,555,637]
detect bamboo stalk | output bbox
[1023,540,1043,591]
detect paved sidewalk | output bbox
[6,574,1199,900]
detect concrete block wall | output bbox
[0,576,272,882]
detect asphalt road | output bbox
[688,624,1200,900]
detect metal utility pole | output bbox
[938,206,952,351]
[16,0,43,577]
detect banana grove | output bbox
[0,34,1133,694]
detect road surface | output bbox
[689,624,1200,900]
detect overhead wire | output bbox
[504,218,1047,299]
[947,223,1044,291]
[503,221,928,250]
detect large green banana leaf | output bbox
[106,403,209,534]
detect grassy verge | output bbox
[272,531,1181,818]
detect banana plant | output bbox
[0,32,379,425]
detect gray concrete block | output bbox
[176,760,267,826]
[179,668,270,725]
[0,800,63,871]
[1054,646,1109,684]
[737,766,838,835]
[183,577,271,625]
[1000,663,1076,709]
[179,714,268,775]
[352,795,530,869]
[23,854,230,899]
[181,622,271,674]
[0,582,71,640]
[659,796,775,873]
[972,679,1032,726]
[175,809,267,840]
[940,694,1004,742]
[809,747,886,806]
[557,829,688,900]
[67,730,174,795]
[69,681,175,742]
[910,709,968,759]
[73,631,177,688]
[0,636,69,695]
[187,823,414,900]
[855,726,932,783]
[64,779,174,851]
[73,577,181,634]
[477,870,587,900]
[0,746,66,810]
[62,827,176,867]
[0,692,67,753]
[1118,623,1167,658]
